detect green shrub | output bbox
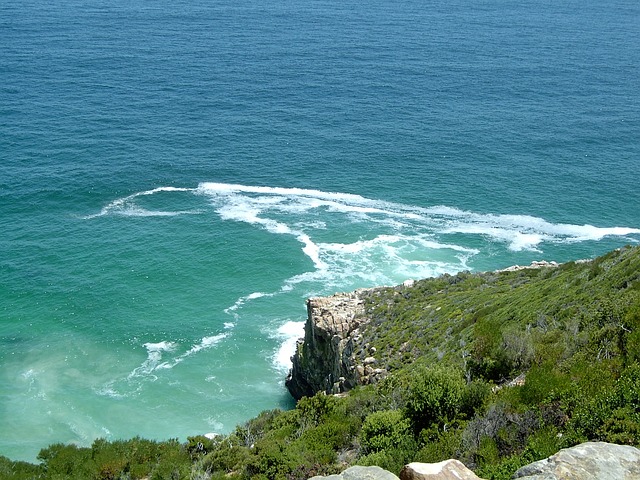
[357,449,409,475]
[415,428,463,463]
[0,456,42,480]
[360,410,411,453]
[200,441,250,476]
[405,365,465,431]
[460,380,492,419]
[186,435,216,459]
[297,393,337,429]
[38,443,94,478]
[246,441,295,479]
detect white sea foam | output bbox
[196,183,375,205]
[95,384,127,399]
[91,182,639,255]
[441,213,640,251]
[89,182,636,286]
[84,186,197,219]
[272,321,305,372]
[179,334,227,359]
[225,291,273,316]
[128,341,177,379]
[127,335,227,381]
[97,182,640,296]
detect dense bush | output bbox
[405,366,465,432]
[361,410,411,453]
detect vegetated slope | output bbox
[363,246,640,382]
[2,246,640,480]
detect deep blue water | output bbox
[1,0,639,461]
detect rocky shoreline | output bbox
[286,260,561,400]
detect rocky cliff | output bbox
[285,288,389,400]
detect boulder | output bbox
[310,465,399,480]
[513,441,640,479]
[400,460,483,480]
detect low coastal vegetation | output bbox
[3,246,640,479]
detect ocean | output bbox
[1,0,639,462]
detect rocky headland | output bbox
[286,261,560,401]
[286,288,388,400]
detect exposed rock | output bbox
[513,441,640,479]
[498,261,559,273]
[400,460,483,480]
[286,289,389,399]
[310,465,399,480]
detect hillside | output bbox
[2,246,640,479]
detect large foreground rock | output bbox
[400,460,482,480]
[513,441,640,479]
[310,465,399,480]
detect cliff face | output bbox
[285,289,389,400]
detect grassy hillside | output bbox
[3,246,640,479]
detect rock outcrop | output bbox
[497,260,559,273]
[286,289,388,400]
[400,460,482,480]
[310,465,399,480]
[513,441,640,480]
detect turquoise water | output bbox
[2,0,640,461]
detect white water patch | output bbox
[84,186,199,219]
[225,291,274,319]
[178,334,228,360]
[440,213,640,251]
[90,183,640,273]
[128,341,177,380]
[278,234,478,292]
[196,182,640,257]
[96,334,229,398]
[272,321,305,373]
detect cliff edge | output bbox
[286,288,389,400]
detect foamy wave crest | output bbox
[177,334,228,361]
[84,187,198,219]
[440,213,640,251]
[124,335,227,384]
[197,182,640,259]
[128,341,177,379]
[272,321,305,373]
[225,292,274,319]
[280,234,478,291]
